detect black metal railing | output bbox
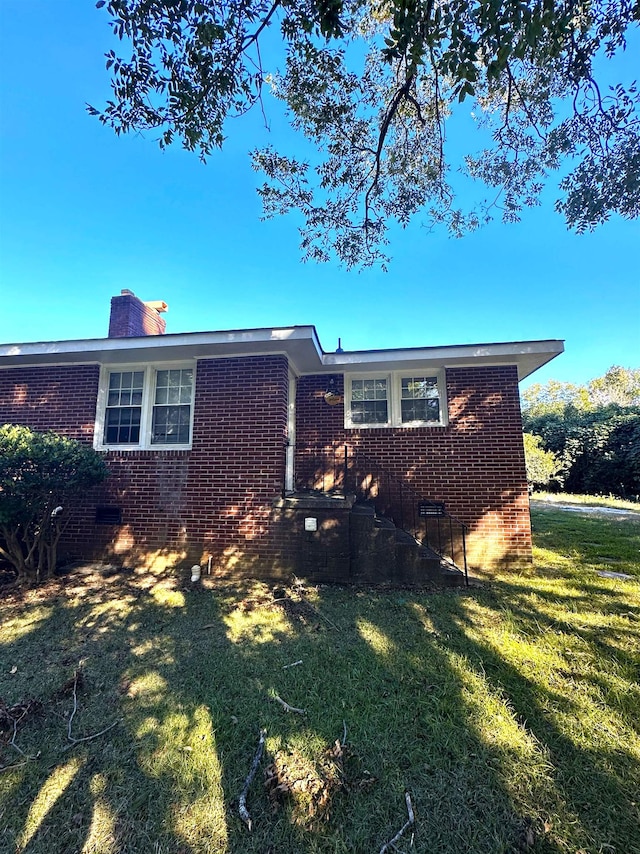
[293,444,468,583]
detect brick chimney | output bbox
[108,289,168,338]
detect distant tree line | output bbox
[521,367,640,499]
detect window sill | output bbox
[345,421,447,430]
[96,443,192,452]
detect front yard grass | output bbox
[1,504,639,853]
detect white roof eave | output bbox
[0,326,326,375]
[0,330,563,382]
[322,339,565,380]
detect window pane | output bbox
[370,401,388,422]
[353,378,387,400]
[104,371,145,444]
[401,376,438,399]
[350,400,388,424]
[155,368,192,406]
[107,371,144,407]
[104,407,141,444]
[401,397,440,423]
[151,405,190,444]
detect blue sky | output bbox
[1,1,638,393]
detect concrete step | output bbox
[350,504,466,587]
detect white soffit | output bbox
[0,327,324,375]
[0,328,563,381]
[323,340,565,380]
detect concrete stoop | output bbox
[350,503,466,587]
[272,493,466,586]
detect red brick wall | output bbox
[294,367,531,571]
[0,365,100,440]
[0,357,531,574]
[0,356,290,574]
[183,355,289,572]
[108,293,166,337]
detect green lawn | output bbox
[1,504,639,853]
[532,491,640,512]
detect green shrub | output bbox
[0,424,108,584]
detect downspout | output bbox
[285,370,297,493]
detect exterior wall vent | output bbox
[95,506,122,525]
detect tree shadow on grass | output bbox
[0,570,230,854]
[211,585,566,853]
[422,583,640,852]
[2,565,639,854]
[0,572,537,854]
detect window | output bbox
[345,371,446,428]
[152,369,193,445]
[104,370,144,444]
[350,377,388,425]
[96,364,194,450]
[400,376,440,424]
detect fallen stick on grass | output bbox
[272,693,306,715]
[0,717,40,772]
[379,792,415,854]
[0,699,43,771]
[238,729,266,831]
[282,660,303,669]
[268,594,339,631]
[63,668,119,749]
[307,603,339,631]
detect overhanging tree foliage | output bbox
[0,425,109,584]
[91,0,640,266]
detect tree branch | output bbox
[379,792,415,854]
[238,728,266,830]
[63,668,120,749]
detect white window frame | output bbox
[345,372,392,429]
[94,362,195,451]
[344,370,447,429]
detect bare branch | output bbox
[0,706,41,771]
[238,728,266,831]
[272,693,306,714]
[364,73,416,225]
[64,668,120,749]
[379,791,416,854]
[506,64,546,141]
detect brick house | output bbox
[0,290,563,582]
